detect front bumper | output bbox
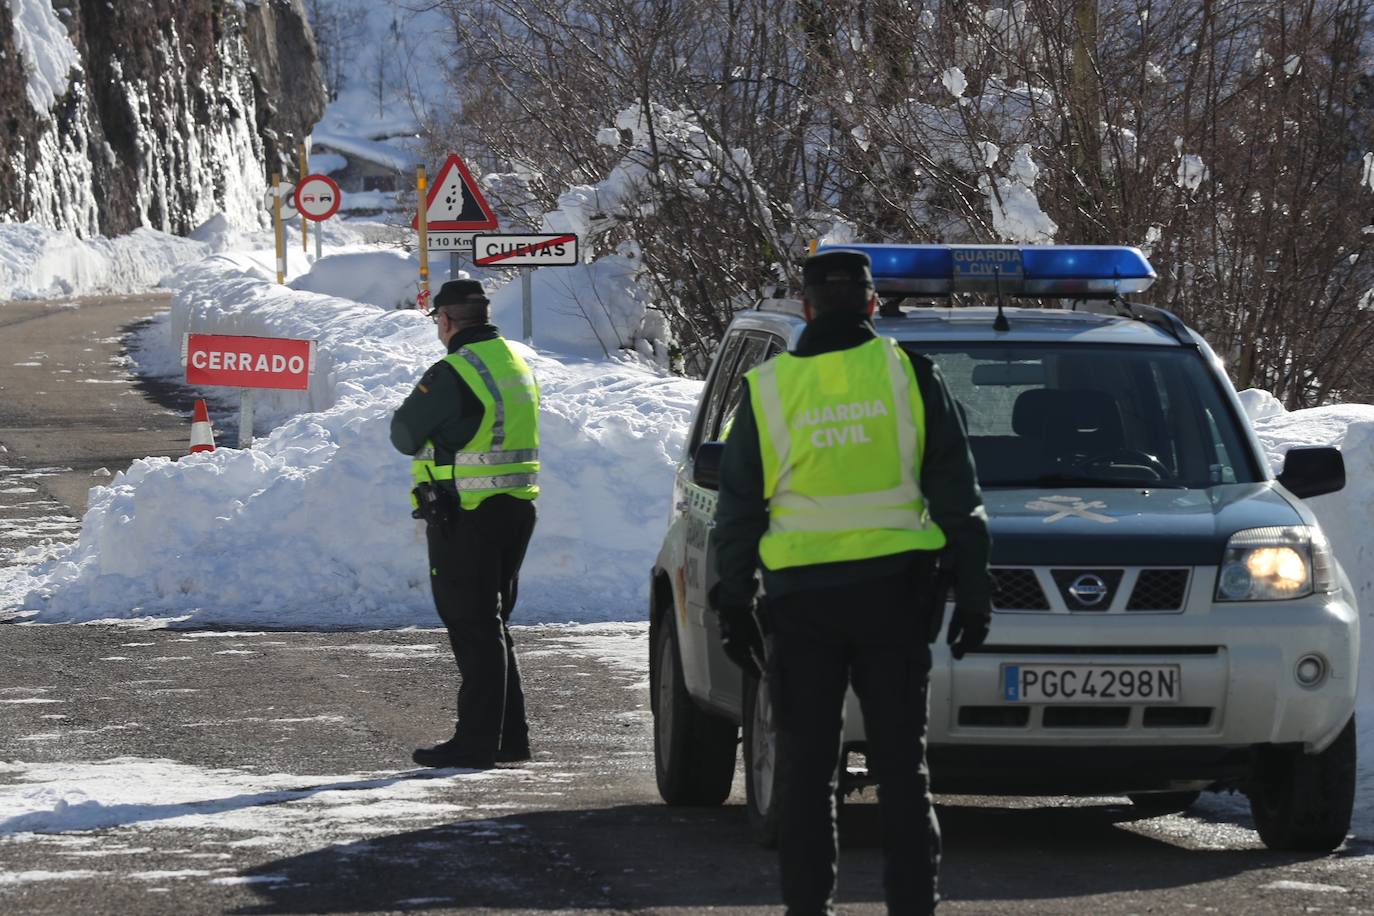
[839,579,1359,791]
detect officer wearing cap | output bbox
[390,279,540,769]
[712,249,992,914]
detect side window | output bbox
[693,334,746,451]
[1204,409,1238,484]
[714,335,771,441]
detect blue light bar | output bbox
[814,244,1157,298]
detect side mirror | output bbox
[1277,446,1345,499]
[693,441,725,490]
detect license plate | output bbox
[1001,664,1180,703]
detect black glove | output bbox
[946,605,990,661]
[714,602,765,679]
[708,584,766,677]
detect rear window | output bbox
[907,343,1259,489]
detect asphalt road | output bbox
[1,294,1372,914]
[2,626,1372,916]
[0,293,191,566]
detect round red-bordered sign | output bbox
[294,174,342,221]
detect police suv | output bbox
[649,244,1359,852]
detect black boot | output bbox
[494,740,531,763]
[412,737,495,770]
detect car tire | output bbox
[1127,791,1201,816]
[652,612,737,806]
[743,672,783,848]
[1248,715,1356,852]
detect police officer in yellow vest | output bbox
[391,279,540,770]
[713,250,992,915]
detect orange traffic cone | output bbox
[189,400,215,454]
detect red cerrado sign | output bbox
[183,334,316,391]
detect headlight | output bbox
[1215,525,1336,601]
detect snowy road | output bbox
[0,293,189,569]
[1,624,1371,915]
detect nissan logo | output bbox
[1069,574,1109,606]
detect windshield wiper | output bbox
[984,474,1186,489]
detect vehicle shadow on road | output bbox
[934,798,1339,903]
[227,798,1327,913]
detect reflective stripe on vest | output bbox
[747,336,945,570]
[410,338,540,509]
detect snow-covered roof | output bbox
[310,129,421,173]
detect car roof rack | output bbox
[756,295,805,317]
[1073,298,1192,344]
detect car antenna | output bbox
[992,265,1010,331]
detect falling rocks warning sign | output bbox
[411,154,499,231]
[183,334,316,391]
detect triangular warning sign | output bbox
[412,154,499,231]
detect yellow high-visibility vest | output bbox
[412,338,540,509]
[746,336,945,570]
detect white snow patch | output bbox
[1176,154,1207,191]
[1261,880,1348,893]
[0,758,495,839]
[288,249,421,310]
[0,223,207,301]
[529,622,650,689]
[0,869,102,884]
[941,67,967,99]
[1237,388,1286,421]
[8,0,80,115]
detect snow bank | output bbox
[1237,390,1374,841]
[288,249,422,310]
[0,223,208,301]
[0,254,700,626]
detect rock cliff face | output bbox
[0,0,325,237]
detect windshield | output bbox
[907,343,1261,489]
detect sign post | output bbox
[416,167,430,310]
[522,269,533,343]
[239,389,254,448]
[413,153,500,301]
[183,334,317,448]
[472,234,581,342]
[294,173,342,263]
[299,143,309,254]
[272,173,286,284]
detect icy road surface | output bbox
[1,624,1370,915]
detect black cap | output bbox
[802,249,873,289]
[432,279,490,313]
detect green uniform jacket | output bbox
[714,311,993,614]
[389,324,503,494]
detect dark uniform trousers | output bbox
[425,494,537,754]
[770,561,941,916]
